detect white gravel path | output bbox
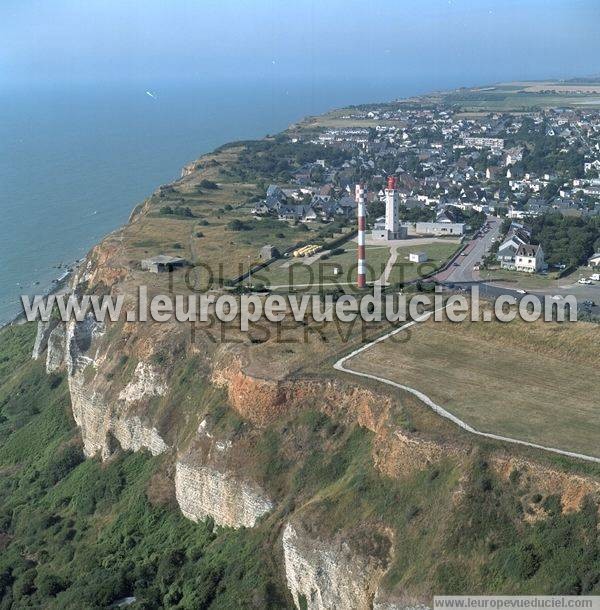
[334,308,600,464]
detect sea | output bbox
[0,75,460,325]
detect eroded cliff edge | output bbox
[32,306,600,608]
[28,147,600,608]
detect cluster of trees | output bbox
[232,137,350,182]
[199,179,219,190]
[530,213,600,266]
[159,206,194,218]
[511,118,584,179]
[452,207,487,232]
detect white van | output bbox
[591,273,600,282]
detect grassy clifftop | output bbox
[1,325,600,608]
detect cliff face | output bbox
[46,322,66,373]
[283,521,389,610]
[64,316,169,459]
[32,309,600,608]
[27,155,600,608]
[175,460,273,528]
[212,362,392,432]
[32,318,58,360]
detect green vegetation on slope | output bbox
[245,405,600,598]
[1,324,600,608]
[0,325,290,610]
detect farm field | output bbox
[424,81,600,111]
[346,316,600,458]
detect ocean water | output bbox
[0,76,456,325]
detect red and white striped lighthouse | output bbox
[355,183,367,289]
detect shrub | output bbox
[227,219,252,232]
[44,445,84,485]
[48,373,63,389]
[173,207,194,218]
[160,206,194,218]
[542,495,561,516]
[13,570,36,598]
[199,179,219,190]
[36,572,67,597]
[502,543,541,580]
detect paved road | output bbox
[437,217,501,284]
[434,217,599,314]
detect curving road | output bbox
[333,307,600,464]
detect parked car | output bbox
[578,278,593,285]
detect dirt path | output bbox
[375,245,398,286]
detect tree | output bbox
[227,219,252,231]
[199,179,219,190]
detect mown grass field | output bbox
[261,243,392,288]
[261,241,459,290]
[479,266,599,290]
[387,242,460,285]
[347,317,600,458]
[478,268,562,289]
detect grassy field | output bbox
[112,145,336,287]
[346,316,600,458]
[478,268,561,289]
[260,243,393,288]
[479,266,598,289]
[387,243,460,285]
[260,241,459,290]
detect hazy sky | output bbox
[2,0,599,89]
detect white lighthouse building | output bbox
[384,175,399,236]
[372,176,406,240]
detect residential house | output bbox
[515,244,545,273]
[497,228,531,269]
